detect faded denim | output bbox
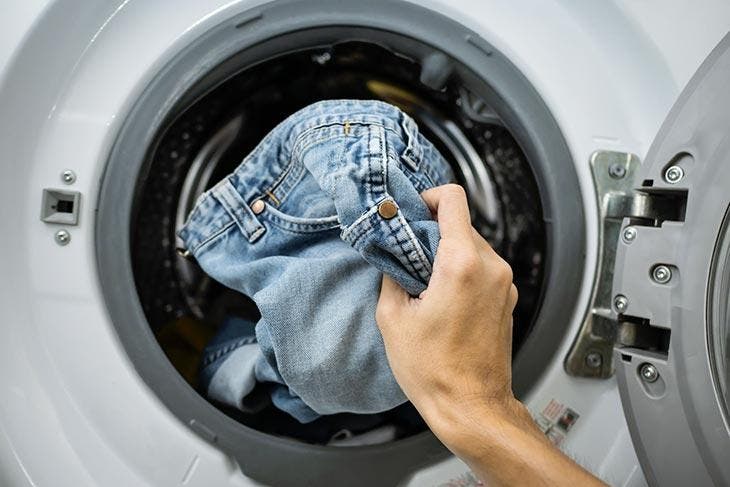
[179,100,453,422]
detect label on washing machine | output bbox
[534,398,580,446]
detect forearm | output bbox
[422,397,607,487]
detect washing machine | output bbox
[1,0,729,485]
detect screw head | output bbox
[608,163,626,179]
[622,226,637,243]
[652,265,672,284]
[61,170,76,184]
[664,165,684,184]
[585,352,603,369]
[614,294,628,312]
[54,229,70,246]
[640,363,659,383]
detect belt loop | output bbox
[366,124,389,207]
[212,179,266,243]
[399,112,422,171]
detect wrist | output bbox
[418,392,537,455]
[420,395,607,487]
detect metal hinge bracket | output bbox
[564,150,685,378]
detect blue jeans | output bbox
[179,100,453,422]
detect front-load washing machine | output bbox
[1,1,729,485]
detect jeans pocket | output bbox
[258,202,340,234]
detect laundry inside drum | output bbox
[131,40,546,445]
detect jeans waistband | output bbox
[179,100,440,253]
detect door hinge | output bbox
[564,151,687,378]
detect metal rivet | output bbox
[622,226,637,244]
[377,200,398,219]
[608,163,626,179]
[61,170,76,184]
[585,352,603,369]
[251,200,265,215]
[55,229,70,245]
[664,165,684,184]
[614,294,628,312]
[651,265,672,284]
[639,363,659,383]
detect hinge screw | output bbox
[585,352,603,369]
[651,265,672,284]
[664,165,684,184]
[622,226,637,243]
[55,229,71,246]
[608,163,626,179]
[61,170,76,184]
[614,294,628,312]
[640,363,659,383]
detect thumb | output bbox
[376,275,410,328]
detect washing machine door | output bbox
[611,32,730,487]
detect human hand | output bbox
[376,184,606,487]
[376,184,520,440]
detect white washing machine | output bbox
[1,1,729,485]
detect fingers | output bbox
[419,184,518,317]
[420,184,472,242]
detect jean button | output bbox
[377,200,398,219]
[251,200,265,215]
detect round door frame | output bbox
[96,1,584,485]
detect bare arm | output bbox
[376,184,606,487]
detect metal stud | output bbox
[608,163,626,179]
[622,226,637,244]
[640,363,659,383]
[664,165,684,184]
[585,352,603,369]
[377,200,398,219]
[651,265,672,284]
[251,200,265,215]
[614,294,628,313]
[55,229,71,246]
[61,170,76,184]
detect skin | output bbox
[376,184,607,487]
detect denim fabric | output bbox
[199,316,270,413]
[179,100,453,422]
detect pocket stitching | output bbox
[260,203,340,234]
[191,220,237,254]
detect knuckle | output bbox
[450,253,481,279]
[443,183,466,199]
[493,260,514,285]
[509,284,519,307]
